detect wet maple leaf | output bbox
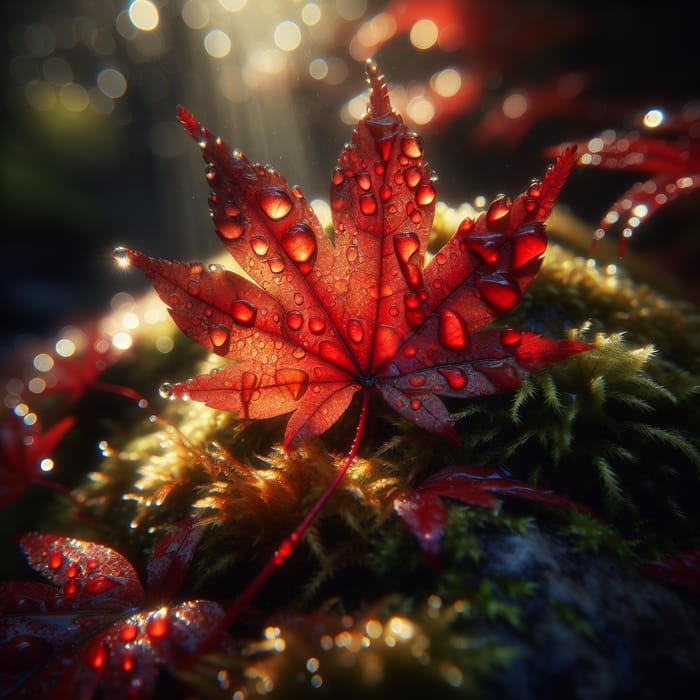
[394,465,593,561]
[116,60,586,447]
[0,521,231,699]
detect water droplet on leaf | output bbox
[486,195,512,232]
[275,368,309,400]
[159,382,173,399]
[359,193,378,215]
[355,171,371,190]
[415,183,436,206]
[146,613,170,639]
[309,317,326,335]
[217,219,244,240]
[250,235,269,256]
[438,308,469,351]
[257,187,293,220]
[281,223,317,274]
[208,324,230,354]
[438,367,468,390]
[474,274,521,311]
[231,300,257,327]
[401,134,423,159]
[347,318,364,344]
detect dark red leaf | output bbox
[0,412,75,509]
[393,488,448,564]
[395,465,592,558]
[0,530,229,699]
[145,520,204,602]
[119,61,588,447]
[19,600,231,700]
[641,550,700,595]
[560,109,700,255]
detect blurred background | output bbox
[2,0,698,360]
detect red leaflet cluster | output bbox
[117,60,587,447]
[394,465,592,562]
[0,522,231,699]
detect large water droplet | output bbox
[267,257,285,273]
[486,195,512,232]
[401,134,424,159]
[438,309,469,351]
[332,168,345,186]
[240,371,259,417]
[393,232,423,289]
[379,184,392,201]
[231,300,257,327]
[347,318,364,344]
[359,193,378,215]
[216,218,244,240]
[346,245,358,263]
[84,575,120,595]
[460,231,504,265]
[281,223,317,274]
[48,550,63,570]
[113,246,130,267]
[120,624,139,643]
[208,324,230,354]
[404,167,421,189]
[286,310,303,331]
[437,367,468,390]
[393,231,419,264]
[250,235,269,256]
[410,398,422,411]
[474,274,521,311]
[87,642,108,669]
[355,171,371,191]
[146,613,170,639]
[510,222,547,269]
[408,374,427,387]
[308,317,326,335]
[500,329,522,348]
[159,382,173,399]
[257,187,293,221]
[274,368,309,400]
[415,183,436,207]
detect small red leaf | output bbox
[395,465,593,559]
[1,412,75,509]
[145,520,204,602]
[393,488,447,565]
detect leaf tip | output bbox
[365,57,391,117]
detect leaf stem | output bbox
[189,389,370,662]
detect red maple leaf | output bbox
[394,465,593,563]
[117,60,584,446]
[114,60,588,636]
[0,521,230,699]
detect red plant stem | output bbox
[191,389,370,662]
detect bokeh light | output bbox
[128,0,159,32]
